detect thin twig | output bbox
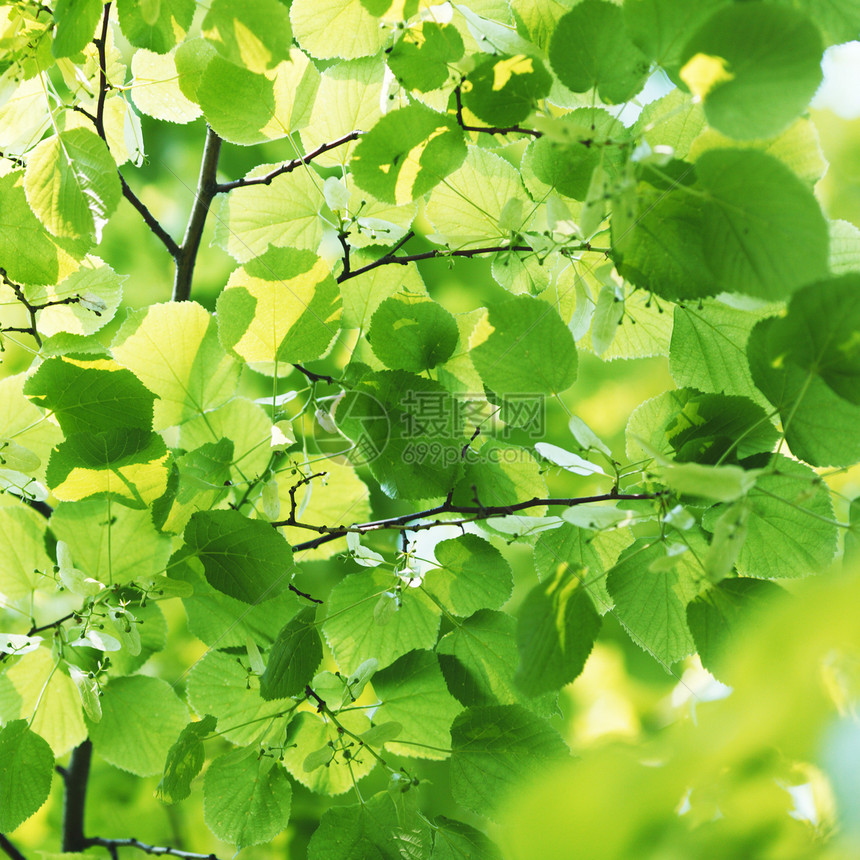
[0,834,26,860]
[292,364,340,386]
[288,583,323,604]
[84,839,222,860]
[454,82,542,138]
[338,243,564,283]
[280,491,660,552]
[214,132,362,193]
[119,176,181,257]
[172,127,222,302]
[82,3,180,258]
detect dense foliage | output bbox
[1,0,860,858]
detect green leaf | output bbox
[624,0,729,74]
[25,356,156,436]
[213,166,328,262]
[549,0,650,103]
[174,550,301,645]
[308,792,432,859]
[533,523,626,611]
[0,648,85,755]
[432,817,502,860]
[281,709,375,795]
[46,428,170,508]
[626,388,778,465]
[471,296,577,395]
[130,49,202,124]
[387,22,464,92]
[158,714,217,804]
[449,705,568,818]
[52,0,103,58]
[748,274,860,467]
[526,108,631,200]
[116,0,194,53]
[635,88,706,159]
[606,538,703,664]
[462,54,552,126]
[0,173,90,286]
[704,455,838,580]
[24,129,122,242]
[515,563,602,696]
[186,650,293,746]
[112,301,239,429]
[290,0,389,60]
[641,444,760,502]
[436,610,557,719]
[323,570,441,672]
[371,650,463,760]
[216,248,341,370]
[31,261,124,338]
[616,149,828,301]
[680,3,822,139]
[772,0,860,45]
[341,258,426,330]
[202,0,292,73]
[334,370,463,499]
[203,747,292,848]
[687,578,782,680]
[300,57,383,168]
[51,498,172,586]
[260,608,323,700]
[0,506,52,606]
[351,104,467,206]
[0,721,53,832]
[197,56,276,145]
[430,534,513,616]
[184,509,295,604]
[368,294,459,371]
[670,301,769,406]
[87,675,188,776]
[423,148,533,246]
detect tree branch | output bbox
[454,82,542,138]
[214,132,362,193]
[338,240,595,283]
[119,176,181,257]
[282,491,660,553]
[172,127,222,302]
[62,740,92,852]
[84,839,223,860]
[92,2,111,139]
[83,3,180,258]
[0,834,27,860]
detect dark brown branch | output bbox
[289,583,323,604]
[0,834,27,860]
[92,2,111,139]
[172,127,222,302]
[62,740,92,852]
[289,472,328,521]
[338,242,564,283]
[214,132,362,193]
[84,839,222,860]
[119,176,181,257]
[454,82,542,138]
[81,4,180,258]
[0,609,77,665]
[292,364,340,386]
[282,491,660,553]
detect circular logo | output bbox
[311,389,390,467]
